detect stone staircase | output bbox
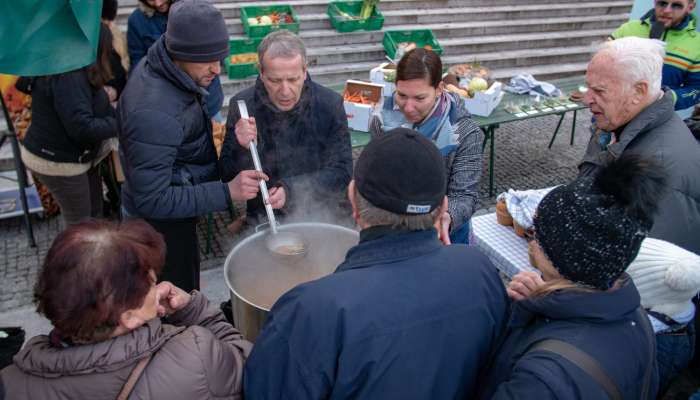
[116,0,633,105]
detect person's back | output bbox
[1,293,249,399]
[480,279,655,399]
[244,128,508,399]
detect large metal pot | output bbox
[224,222,359,341]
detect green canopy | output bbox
[0,0,102,76]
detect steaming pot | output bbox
[224,222,359,341]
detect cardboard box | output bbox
[369,62,396,98]
[462,81,504,117]
[343,80,383,132]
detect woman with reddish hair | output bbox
[0,219,251,399]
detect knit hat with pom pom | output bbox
[626,238,700,317]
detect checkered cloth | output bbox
[471,213,538,277]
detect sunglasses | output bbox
[655,0,687,10]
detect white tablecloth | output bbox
[471,212,537,277]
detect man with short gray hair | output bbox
[244,128,507,399]
[220,30,352,225]
[579,37,700,254]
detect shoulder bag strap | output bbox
[638,307,656,400]
[528,339,622,400]
[116,354,153,400]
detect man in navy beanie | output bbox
[118,0,263,292]
[244,128,508,399]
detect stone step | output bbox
[270,14,626,47]
[214,2,631,34]
[117,1,632,33]
[301,28,609,66]
[117,0,609,20]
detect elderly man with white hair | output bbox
[579,36,700,255]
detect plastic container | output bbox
[383,29,442,59]
[225,38,261,80]
[241,5,299,38]
[327,1,384,33]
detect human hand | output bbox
[235,117,257,149]
[436,211,451,245]
[156,281,192,317]
[104,85,118,102]
[506,271,545,301]
[227,170,268,201]
[267,186,286,209]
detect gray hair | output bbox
[258,30,307,71]
[596,37,665,96]
[355,190,439,230]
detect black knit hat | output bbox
[534,154,668,290]
[354,128,446,215]
[165,0,229,62]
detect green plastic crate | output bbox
[240,5,299,38]
[382,30,443,60]
[225,38,261,80]
[327,1,384,33]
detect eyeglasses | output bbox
[655,0,687,10]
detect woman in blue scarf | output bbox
[370,48,483,244]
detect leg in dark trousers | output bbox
[145,218,200,292]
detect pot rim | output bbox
[223,222,358,312]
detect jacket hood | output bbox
[516,275,641,324]
[12,319,184,378]
[642,8,697,32]
[146,36,207,96]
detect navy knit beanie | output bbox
[165,0,229,62]
[534,154,668,290]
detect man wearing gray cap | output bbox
[244,128,507,399]
[118,0,263,292]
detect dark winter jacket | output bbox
[578,90,700,254]
[22,70,117,163]
[244,227,508,399]
[117,36,230,220]
[220,77,352,221]
[0,291,252,399]
[126,4,224,116]
[480,277,658,399]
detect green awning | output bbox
[0,0,102,76]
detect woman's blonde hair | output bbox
[528,278,596,298]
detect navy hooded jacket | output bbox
[244,227,508,399]
[117,37,230,220]
[479,276,658,399]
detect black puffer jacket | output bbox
[117,37,230,220]
[23,70,117,163]
[219,77,352,221]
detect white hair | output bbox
[596,37,665,97]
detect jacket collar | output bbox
[336,228,443,273]
[508,276,641,328]
[607,90,674,158]
[146,36,208,97]
[12,319,184,378]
